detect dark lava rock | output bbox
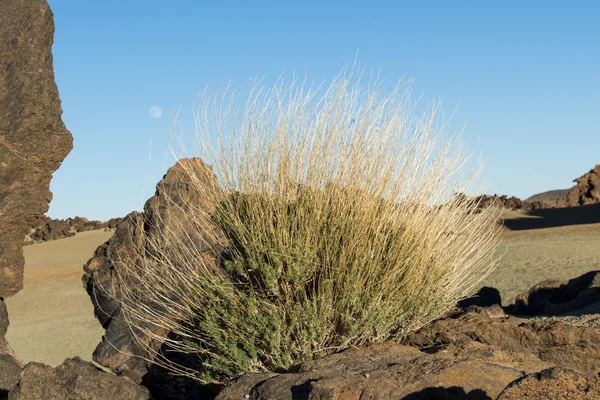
[8,357,149,400]
[508,270,600,316]
[557,165,600,207]
[0,0,73,297]
[498,367,600,399]
[83,158,225,382]
[26,216,124,245]
[217,340,547,400]
[0,354,22,394]
[402,307,600,376]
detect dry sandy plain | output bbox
[4,230,113,366]
[4,204,600,365]
[480,206,600,305]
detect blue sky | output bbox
[46,1,600,221]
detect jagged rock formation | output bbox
[0,1,148,398]
[0,0,73,393]
[25,216,123,245]
[83,158,224,383]
[470,194,551,211]
[8,357,150,399]
[0,0,73,298]
[557,165,600,207]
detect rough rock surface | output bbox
[25,216,123,245]
[217,341,547,400]
[0,354,22,394]
[402,308,600,376]
[83,158,224,382]
[508,270,600,316]
[471,194,551,211]
[0,0,73,298]
[557,165,600,207]
[498,367,600,399]
[8,357,149,400]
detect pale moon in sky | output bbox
[149,106,162,119]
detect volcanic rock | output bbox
[465,194,552,212]
[83,158,225,382]
[217,340,549,400]
[402,308,600,376]
[0,0,73,297]
[498,367,600,399]
[508,270,600,316]
[557,165,600,207]
[7,357,149,400]
[25,216,124,245]
[0,354,22,394]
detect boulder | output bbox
[0,0,73,297]
[0,354,22,394]
[557,165,600,207]
[83,158,225,382]
[498,367,600,399]
[217,340,547,400]
[8,357,149,400]
[402,308,600,376]
[508,270,600,316]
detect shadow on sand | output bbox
[502,203,600,231]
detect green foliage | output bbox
[183,188,457,382]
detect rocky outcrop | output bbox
[498,367,600,399]
[470,194,551,212]
[402,308,600,376]
[83,158,224,383]
[217,305,600,399]
[0,0,73,298]
[557,165,600,207]
[25,216,123,245]
[217,340,547,400]
[508,270,600,316]
[8,357,149,400]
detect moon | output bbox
[149,106,162,119]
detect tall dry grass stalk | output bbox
[114,68,501,383]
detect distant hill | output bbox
[526,189,569,202]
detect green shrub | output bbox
[117,69,501,384]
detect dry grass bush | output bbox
[115,69,501,384]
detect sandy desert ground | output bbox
[4,204,600,366]
[4,230,113,366]
[477,207,600,304]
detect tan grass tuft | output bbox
[114,68,501,383]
